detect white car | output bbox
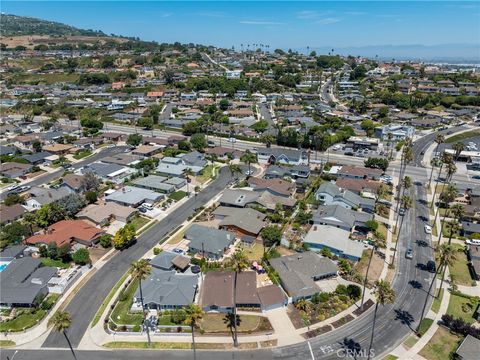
[424,225,432,234]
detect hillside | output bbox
[0,13,106,37]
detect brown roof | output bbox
[235,271,260,306]
[247,177,294,196]
[26,220,104,247]
[62,174,85,191]
[42,144,73,153]
[0,204,26,224]
[338,165,383,178]
[132,145,161,155]
[171,255,190,271]
[257,285,286,307]
[201,271,234,308]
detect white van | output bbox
[466,239,480,245]
[142,203,154,211]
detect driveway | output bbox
[265,307,303,346]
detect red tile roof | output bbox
[26,220,104,247]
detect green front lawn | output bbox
[445,129,480,143]
[128,215,150,232]
[244,244,265,262]
[73,150,92,160]
[448,244,472,286]
[0,340,15,347]
[0,308,46,332]
[417,318,434,336]
[169,191,187,202]
[431,288,444,313]
[41,257,71,269]
[419,326,462,360]
[110,279,143,327]
[196,165,215,184]
[446,292,479,324]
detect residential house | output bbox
[303,225,366,262]
[21,151,53,165]
[25,187,71,210]
[0,204,26,225]
[218,189,260,208]
[315,182,375,212]
[0,162,32,178]
[468,244,480,281]
[76,202,137,226]
[82,162,135,184]
[60,174,85,193]
[212,206,267,237]
[337,166,384,180]
[42,144,73,154]
[133,269,198,310]
[132,175,175,194]
[256,147,308,165]
[247,177,294,198]
[105,186,163,208]
[101,154,141,167]
[132,145,162,157]
[311,205,373,232]
[149,251,190,272]
[336,178,382,196]
[0,245,27,261]
[26,220,105,247]
[455,335,480,360]
[0,257,57,308]
[269,252,338,302]
[462,221,480,237]
[186,224,236,260]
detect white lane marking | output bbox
[308,341,316,360]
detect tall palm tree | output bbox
[228,163,242,181]
[48,311,77,360]
[361,237,386,311]
[430,152,453,209]
[183,168,194,197]
[184,304,204,360]
[452,141,465,163]
[428,134,445,187]
[367,280,396,360]
[436,243,457,300]
[394,176,412,233]
[230,249,249,347]
[240,149,258,177]
[392,194,412,266]
[394,145,413,231]
[446,204,464,246]
[130,259,152,346]
[433,184,457,241]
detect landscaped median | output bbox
[0,340,16,348]
[103,341,264,350]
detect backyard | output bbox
[244,243,266,262]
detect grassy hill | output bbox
[1,13,105,37]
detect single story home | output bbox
[186,224,236,260]
[76,202,137,226]
[82,162,135,184]
[312,205,373,232]
[303,225,366,262]
[132,175,175,194]
[105,186,163,208]
[0,204,26,225]
[269,252,338,302]
[149,251,190,272]
[256,147,308,166]
[213,206,267,237]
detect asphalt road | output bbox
[0,146,128,201]
[41,166,237,349]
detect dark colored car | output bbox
[426,260,436,273]
[191,265,201,274]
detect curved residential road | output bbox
[41,166,237,349]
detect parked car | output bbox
[466,239,480,245]
[426,260,436,273]
[424,225,432,234]
[141,203,154,211]
[399,208,406,216]
[207,140,215,148]
[173,248,184,254]
[405,248,414,259]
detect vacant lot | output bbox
[355,249,384,285]
[199,313,272,334]
[419,326,462,360]
[448,244,472,286]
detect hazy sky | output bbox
[3,1,480,50]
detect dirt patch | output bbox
[260,339,278,348]
[238,342,259,349]
[331,314,355,328]
[355,250,385,285]
[89,247,110,264]
[1,35,128,49]
[352,299,374,316]
[276,246,296,256]
[303,325,332,339]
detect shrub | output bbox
[153,247,162,255]
[441,314,480,339]
[132,325,141,332]
[335,285,348,295]
[99,234,112,248]
[347,284,362,300]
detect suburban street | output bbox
[40,166,237,349]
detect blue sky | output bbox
[3,1,480,50]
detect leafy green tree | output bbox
[361,119,376,137]
[0,221,31,249]
[190,133,207,152]
[32,139,43,153]
[99,234,112,248]
[4,193,25,206]
[240,150,258,175]
[365,220,379,232]
[130,259,152,346]
[261,225,282,247]
[85,190,97,204]
[137,117,154,130]
[364,157,389,172]
[112,223,136,249]
[219,99,229,111]
[72,248,90,265]
[126,133,143,146]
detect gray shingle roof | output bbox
[186,224,235,256]
[219,189,260,207]
[270,252,337,299]
[213,206,267,235]
[137,269,198,308]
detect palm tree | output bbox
[240,149,258,177]
[295,298,312,313]
[436,243,457,300]
[452,141,465,162]
[228,163,242,181]
[430,152,453,209]
[446,204,464,246]
[394,145,413,230]
[428,134,445,187]
[130,259,152,346]
[367,280,396,360]
[183,168,194,197]
[184,304,204,360]
[48,311,77,360]
[361,237,386,311]
[394,176,412,233]
[230,249,249,347]
[392,194,412,266]
[434,184,457,243]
